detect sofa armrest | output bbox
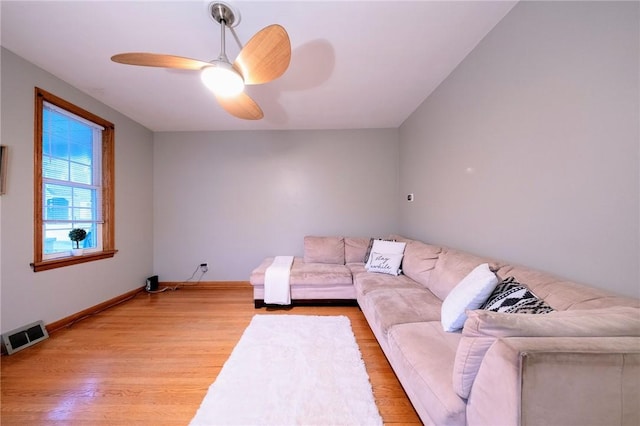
[466,336,640,426]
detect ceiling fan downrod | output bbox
[201,2,245,97]
[218,16,230,63]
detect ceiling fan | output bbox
[111,2,291,120]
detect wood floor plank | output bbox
[1,286,421,425]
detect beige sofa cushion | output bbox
[353,269,424,295]
[401,240,442,288]
[386,322,466,425]
[429,248,502,301]
[359,287,442,336]
[463,308,640,338]
[452,307,640,398]
[497,264,640,311]
[303,236,345,264]
[250,257,352,286]
[344,237,370,263]
[290,260,352,285]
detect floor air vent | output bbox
[1,321,49,355]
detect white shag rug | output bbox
[190,314,383,426]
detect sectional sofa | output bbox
[250,235,640,425]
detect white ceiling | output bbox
[1,0,517,132]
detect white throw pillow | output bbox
[366,252,404,276]
[364,240,406,268]
[440,263,498,332]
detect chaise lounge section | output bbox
[249,256,356,308]
[249,236,367,308]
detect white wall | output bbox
[153,129,400,281]
[399,1,639,297]
[0,48,155,332]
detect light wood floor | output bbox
[1,285,421,425]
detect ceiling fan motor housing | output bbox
[208,2,240,27]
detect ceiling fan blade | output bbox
[215,92,264,120]
[234,24,291,85]
[111,53,211,70]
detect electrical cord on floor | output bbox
[172,267,207,289]
[147,265,207,292]
[145,287,172,294]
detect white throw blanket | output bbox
[264,255,294,305]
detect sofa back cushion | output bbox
[401,240,442,288]
[452,307,640,398]
[303,236,345,264]
[344,237,371,264]
[428,248,502,301]
[496,265,640,311]
[463,307,640,338]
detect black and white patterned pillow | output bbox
[363,238,376,264]
[480,276,554,314]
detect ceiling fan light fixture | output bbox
[200,61,245,97]
[111,2,290,119]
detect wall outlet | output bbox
[199,263,209,273]
[407,193,414,202]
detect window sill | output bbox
[31,250,118,272]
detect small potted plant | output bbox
[69,228,87,256]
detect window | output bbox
[32,88,116,271]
